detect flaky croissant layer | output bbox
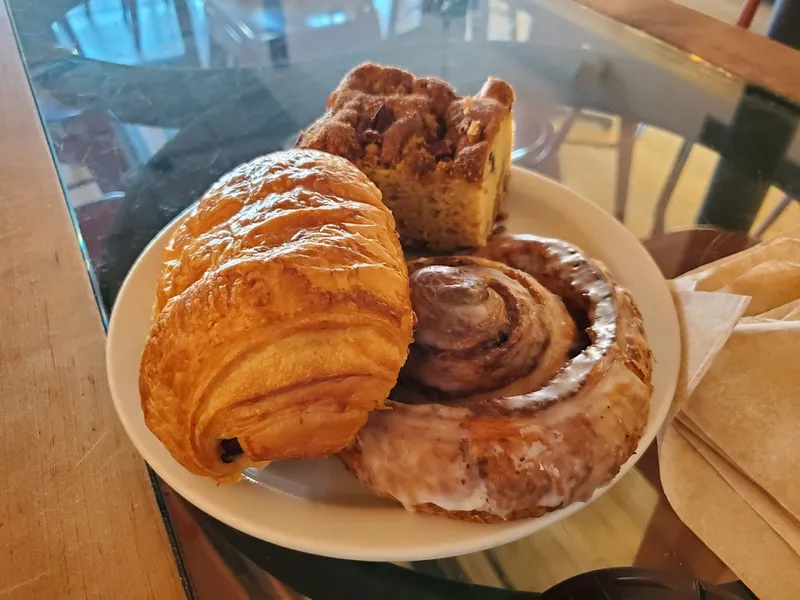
[140,149,414,481]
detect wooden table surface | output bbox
[0,0,797,598]
[0,3,183,599]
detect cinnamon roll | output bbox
[339,234,653,521]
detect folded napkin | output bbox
[660,232,800,600]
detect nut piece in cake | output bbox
[296,63,515,250]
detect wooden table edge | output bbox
[573,0,800,106]
[0,3,185,598]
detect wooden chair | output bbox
[648,0,800,240]
[514,59,642,224]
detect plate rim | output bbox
[106,165,679,561]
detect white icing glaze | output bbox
[517,441,546,463]
[537,489,564,508]
[404,479,494,514]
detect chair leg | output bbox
[752,194,794,239]
[550,107,581,150]
[512,107,579,180]
[651,139,694,236]
[737,0,762,28]
[539,150,562,182]
[615,119,639,223]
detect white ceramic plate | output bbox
[107,166,680,562]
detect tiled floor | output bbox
[552,111,800,243]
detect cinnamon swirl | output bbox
[339,234,653,521]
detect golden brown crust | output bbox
[339,235,653,521]
[296,63,514,183]
[140,149,414,481]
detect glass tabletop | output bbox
[8,0,799,597]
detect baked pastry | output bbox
[339,234,653,521]
[296,63,515,251]
[140,149,414,481]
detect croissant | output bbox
[339,234,653,521]
[139,149,414,481]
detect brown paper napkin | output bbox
[742,298,800,322]
[660,232,800,599]
[681,236,800,292]
[671,287,750,397]
[677,417,800,553]
[661,425,800,599]
[682,321,800,521]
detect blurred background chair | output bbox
[513,59,642,224]
[737,0,763,28]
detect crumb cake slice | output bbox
[296,63,515,250]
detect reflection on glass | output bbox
[52,0,208,65]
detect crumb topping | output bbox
[296,63,515,182]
